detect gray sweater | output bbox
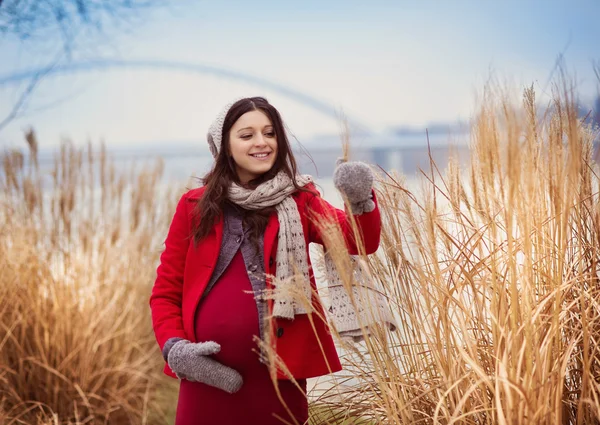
[162,205,270,363]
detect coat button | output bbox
[269,258,274,267]
[236,236,241,243]
[276,327,284,338]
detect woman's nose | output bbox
[254,134,267,146]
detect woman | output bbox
[149,96,381,425]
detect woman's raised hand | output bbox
[333,158,376,215]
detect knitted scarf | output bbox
[228,171,314,319]
[227,170,397,341]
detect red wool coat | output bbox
[149,184,381,380]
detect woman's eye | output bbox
[241,135,252,139]
[265,132,275,137]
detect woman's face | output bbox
[228,109,278,184]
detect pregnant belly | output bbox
[193,250,262,372]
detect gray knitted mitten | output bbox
[333,158,376,215]
[166,339,243,394]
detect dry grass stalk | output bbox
[0,133,184,425]
[261,78,600,424]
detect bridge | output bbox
[0,59,471,175]
[0,59,370,131]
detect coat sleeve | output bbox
[305,184,381,255]
[149,193,190,353]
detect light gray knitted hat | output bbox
[207,97,245,158]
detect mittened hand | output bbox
[167,340,243,394]
[333,158,376,215]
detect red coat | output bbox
[149,184,381,380]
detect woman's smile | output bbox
[249,151,272,160]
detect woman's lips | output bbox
[249,152,272,160]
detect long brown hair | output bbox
[192,97,309,245]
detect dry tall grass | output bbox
[2,77,599,425]
[306,80,600,424]
[0,134,182,424]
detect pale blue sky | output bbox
[0,0,598,149]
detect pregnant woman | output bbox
[149,96,381,424]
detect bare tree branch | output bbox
[0,51,65,132]
[0,0,164,132]
[0,60,59,132]
[0,0,161,52]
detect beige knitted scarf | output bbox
[228,171,314,319]
[228,170,397,341]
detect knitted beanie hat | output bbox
[206,97,245,158]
